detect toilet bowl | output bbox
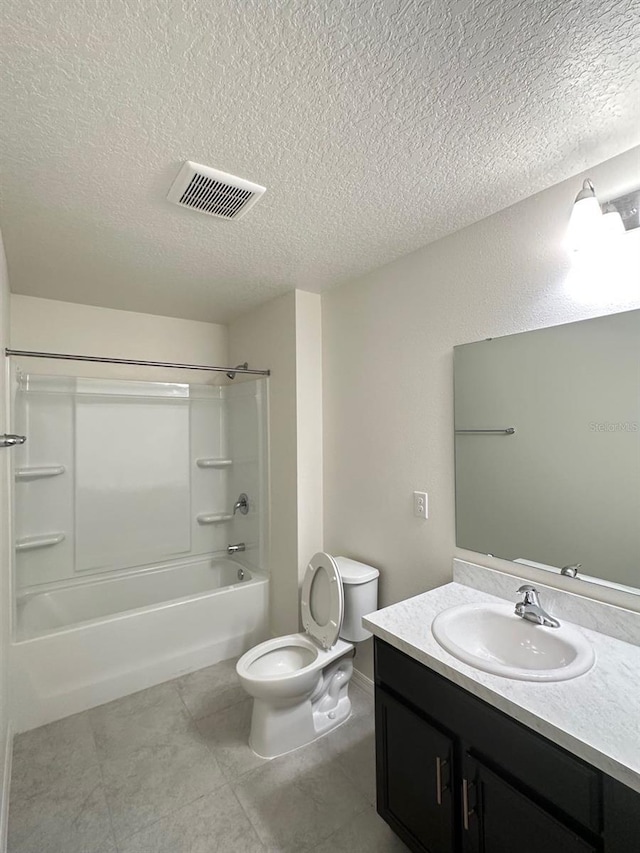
[236,552,379,758]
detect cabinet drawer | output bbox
[375,639,601,833]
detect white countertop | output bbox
[363,581,640,793]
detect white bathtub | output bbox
[10,557,269,732]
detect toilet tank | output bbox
[335,557,379,643]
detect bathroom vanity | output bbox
[364,564,640,853]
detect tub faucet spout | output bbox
[227,543,246,555]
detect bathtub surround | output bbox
[13,375,267,591]
[322,145,640,681]
[0,231,13,847]
[7,659,400,853]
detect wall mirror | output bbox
[454,309,640,595]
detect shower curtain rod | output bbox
[5,349,271,377]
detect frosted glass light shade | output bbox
[567,181,602,252]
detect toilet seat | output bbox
[300,552,344,649]
[236,632,353,704]
[238,634,319,680]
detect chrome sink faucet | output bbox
[515,585,560,628]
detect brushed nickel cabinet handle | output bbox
[462,778,475,830]
[435,756,448,806]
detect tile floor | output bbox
[8,659,409,852]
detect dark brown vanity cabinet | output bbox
[374,639,639,853]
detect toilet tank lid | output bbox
[335,556,379,584]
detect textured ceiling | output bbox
[1,0,639,323]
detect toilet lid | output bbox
[301,552,344,649]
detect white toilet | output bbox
[236,551,379,758]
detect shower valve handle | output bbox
[233,493,249,515]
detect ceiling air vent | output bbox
[167,161,266,220]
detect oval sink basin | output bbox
[431,603,595,681]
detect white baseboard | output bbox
[0,721,13,853]
[352,668,374,696]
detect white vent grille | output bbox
[167,161,266,220]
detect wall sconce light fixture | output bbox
[567,179,639,252]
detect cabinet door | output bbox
[376,688,455,853]
[603,775,640,853]
[462,756,598,853]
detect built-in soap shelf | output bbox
[196,512,233,525]
[196,458,232,469]
[15,465,66,481]
[16,533,66,552]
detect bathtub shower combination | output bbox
[9,369,269,731]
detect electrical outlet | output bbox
[413,491,428,519]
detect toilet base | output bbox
[248,655,354,758]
